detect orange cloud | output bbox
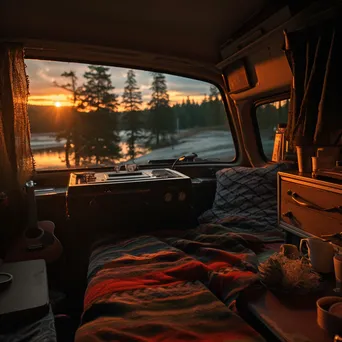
[28,92,206,110]
[28,94,73,107]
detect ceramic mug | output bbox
[334,254,342,293]
[280,244,300,259]
[300,237,335,273]
[296,146,315,173]
[317,296,342,336]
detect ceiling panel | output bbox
[1,0,270,64]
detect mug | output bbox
[334,254,342,293]
[317,296,342,336]
[280,244,300,259]
[300,237,335,273]
[296,146,315,173]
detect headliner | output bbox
[1,0,280,67]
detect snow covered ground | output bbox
[134,130,236,162]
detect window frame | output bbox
[26,58,239,183]
[252,92,290,162]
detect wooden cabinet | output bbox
[278,172,342,250]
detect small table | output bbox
[237,282,339,342]
[0,260,49,329]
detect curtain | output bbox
[0,44,34,192]
[284,19,342,147]
[0,44,34,256]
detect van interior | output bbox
[0,1,342,341]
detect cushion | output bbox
[198,163,292,228]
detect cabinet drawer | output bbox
[280,177,342,240]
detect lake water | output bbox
[31,129,273,170]
[32,141,146,169]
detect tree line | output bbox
[257,100,289,137]
[29,66,227,167]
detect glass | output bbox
[25,59,235,170]
[255,99,289,160]
[334,254,342,293]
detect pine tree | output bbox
[208,85,225,126]
[121,70,143,160]
[147,73,175,146]
[77,66,121,164]
[199,93,211,127]
[184,96,194,127]
[78,66,118,112]
[209,85,220,101]
[53,71,81,167]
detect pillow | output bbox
[198,163,292,228]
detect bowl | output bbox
[317,296,342,336]
[0,272,13,292]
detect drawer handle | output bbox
[282,211,293,218]
[282,210,301,227]
[287,190,342,214]
[321,232,342,241]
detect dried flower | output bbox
[258,253,321,294]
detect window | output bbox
[26,60,235,170]
[255,99,289,159]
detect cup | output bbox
[313,155,336,171]
[296,146,315,173]
[300,237,335,273]
[317,296,342,336]
[312,157,318,172]
[280,244,300,259]
[334,254,342,293]
[317,147,340,161]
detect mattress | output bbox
[76,164,287,341]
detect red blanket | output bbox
[78,281,263,341]
[76,227,272,341]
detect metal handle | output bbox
[299,238,308,256]
[287,190,342,214]
[282,210,301,227]
[282,211,293,218]
[321,232,342,241]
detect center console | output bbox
[66,168,196,231]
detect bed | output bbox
[75,164,289,342]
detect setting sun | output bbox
[55,102,61,108]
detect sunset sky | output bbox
[25,59,213,110]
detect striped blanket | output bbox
[75,224,280,341]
